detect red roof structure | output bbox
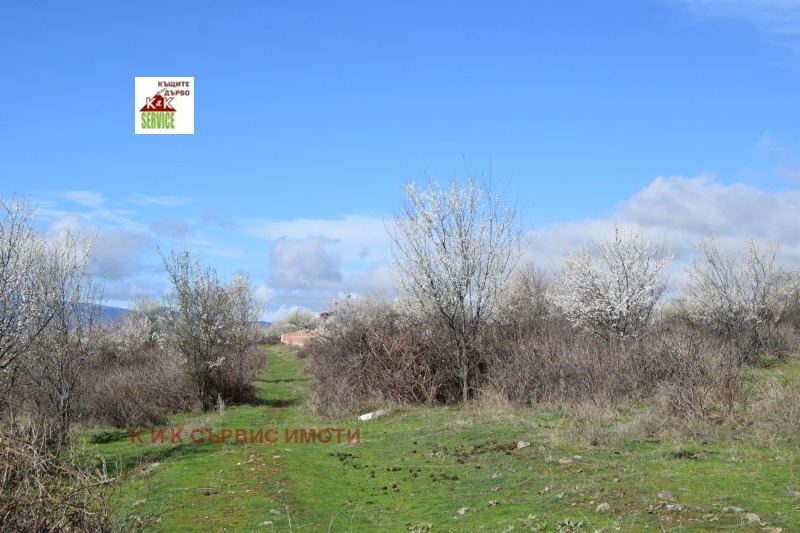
[139,93,176,112]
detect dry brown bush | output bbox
[306,307,745,419]
[482,316,660,406]
[304,285,800,445]
[482,309,762,427]
[649,322,742,421]
[214,345,267,404]
[77,343,264,428]
[11,320,266,430]
[304,296,462,414]
[741,371,800,441]
[78,346,194,428]
[0,423,117,531]
[563,402,634,447]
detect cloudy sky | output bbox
[2,1,800,320]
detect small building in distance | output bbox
[280,329,320,347]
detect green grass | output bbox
[82,345,800,531]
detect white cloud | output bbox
[45,214,155,281]
[752,133,800,184]
[776,165,800,183]
[531,174,800,286]
[150,217,193,239]
[269,237,342,289]
[90,229,153,280]
[103,279,168,306]
[261,261,397,319]
[666,0,800,45]
[255,284,275,304]
[243,214,390,263]
[61,190,106,208]
[38,202,148,234]
[39,178,800,322]
[130,193,188,206]
[345,263,396,294]
[261,303,315,324]
[242,215,398,318]
[619,175,800,249]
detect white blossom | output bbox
[549,225,672,341]
[681,236,799,363]
[1,198,98,414]
[388,174,522,402]
[160,249,262,409]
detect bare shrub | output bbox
[650,323,742,421]
[305,294,459,415]
[215,345,266,404]
[625,353,800,443]
[481,317,572,405]
[746,374,800,441]
[475,386,515,415]
[56,307,194,428]
[483,315,653,406]
[260,332,280,345]
[480,302,750,430]
[498,261,551,333]
[682,236,799,365]
[565,402,633,447]
[79,346,193,427]
[0,423,116,531]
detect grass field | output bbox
[80,344,800,531]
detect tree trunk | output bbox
[460,348,469,404]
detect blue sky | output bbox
[2,1,800,319]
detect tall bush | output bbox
[388,173,522,403]
[549,225,672,342]
[160,249,263,409]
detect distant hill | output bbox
[91,304,271,327]
[98,305,129,323]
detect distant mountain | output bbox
[65,304,130,327]
[95,305,271,327]
[99,305,129,323]
[84,304,270,327]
